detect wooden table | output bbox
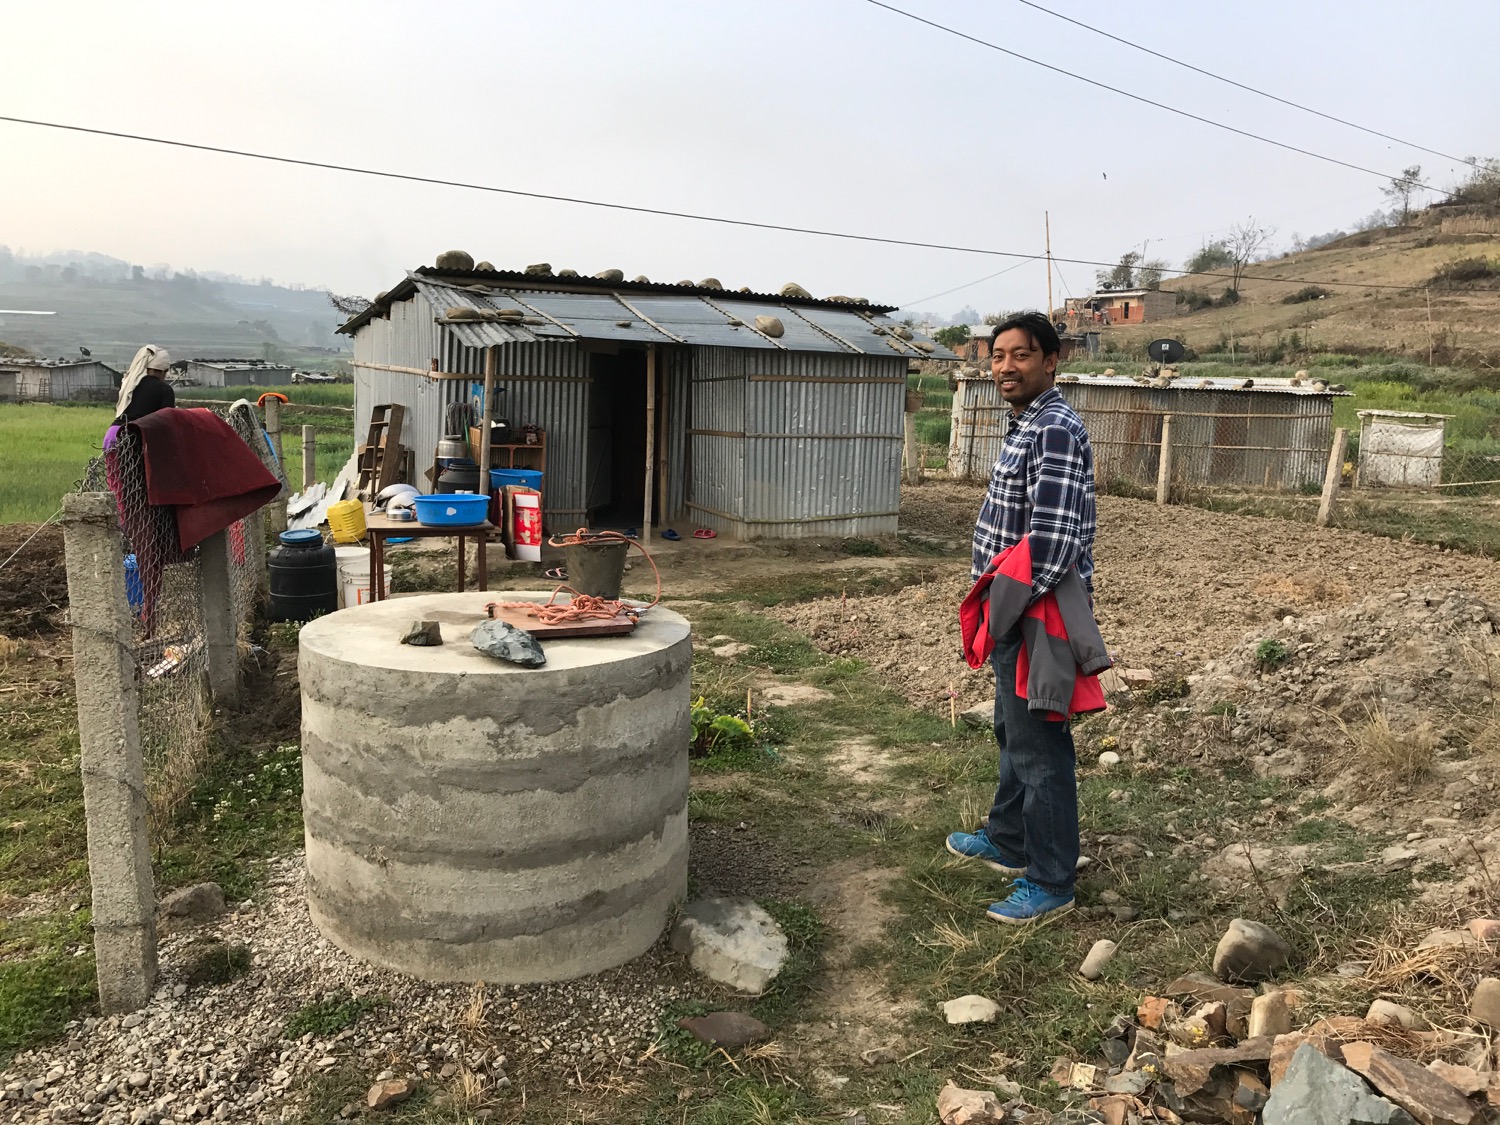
[364,511,495,603]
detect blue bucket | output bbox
[489,468,543,491]
[123,554,144,614]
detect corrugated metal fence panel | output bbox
[689,347,747,530]
[742,352,903,537]
[949,377,1334,491]
[354,293,458,491]
[662,346,691,521]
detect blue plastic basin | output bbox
[412,493,489,527]
[489,468,543,491]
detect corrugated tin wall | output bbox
[689,347,903,538]
[949,377,1334,490]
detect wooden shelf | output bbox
[470,427,547,475]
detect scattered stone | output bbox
[1424,1061,1488,1098]
[1213,918,1292,982]
[399,620,442,646]
[1415,929,1477,952]
[470,618,546,668]
[1340,1040,1480,1125]
[1249,991,1293,1039]
[942,995,1001,1025]
[698,278,722,289]
[434,250,473,271]
[523,262,551,275]
[1468,978,1500,1027]
[1078,939,1117,980]
[1118,668,1154,688]
[1381,845,1420,869]
[1159,1038,1276,1097]
[1101,1068,1151,1096]
[860,1046,901,1066]
[1264,1044,1417,1125]
[1137,996,1177,1031]
[594,269,625,283]
[1366,999,1424,1030]
[936,1082,1005,1125]
[959,701,995,730]
[1097,750,1122,768]
[1236,1071,1271,1115]
[366,1078,414,1111]
[670,897,789,994]
[1270,1030,1345,1087]
[158,883,227,928]
[1109,904,1140,923]
[1125,1028,1164,1075]
[676,1011,769,1049]
[1467,918,1500,943]
[754,315,785,338]
[779,282,812,299]
[474,261,494,271]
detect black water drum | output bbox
[268,529,339,622]
[437,458,481,494]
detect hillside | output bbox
[1095,203,1500,368]
[0,253,349,369]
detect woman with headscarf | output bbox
[114,344,175,423]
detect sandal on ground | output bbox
[661,528,682,541]
[544,567,567,581]
[692,528,717,539]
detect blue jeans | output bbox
[983,630,1079,896]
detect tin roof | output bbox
[956,372,1353,396]
[339,268,954,360]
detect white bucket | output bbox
[335,546,389,607]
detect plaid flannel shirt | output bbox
[971,386,1096,599]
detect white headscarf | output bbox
[115,344,171,419]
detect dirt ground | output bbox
[0,523,68,636]
[772,480,1500,714]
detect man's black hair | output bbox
[988,311,1061,357]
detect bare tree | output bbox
[327,291,372,317]
[1225,218,1274,293]
[1381,164,1427,223]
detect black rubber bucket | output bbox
[562,540,629,599]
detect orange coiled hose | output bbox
[486,528,662,625]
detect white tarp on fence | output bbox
[1358,411,1448,488]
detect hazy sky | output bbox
[5,1,1497,319]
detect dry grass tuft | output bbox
[1335,705,1439,783]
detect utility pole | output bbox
[1045,212,1054,320]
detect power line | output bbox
[902,256,1043,307]
[0,113,1486,294]
[862,1,1451,197]
[1011,0,1471,168]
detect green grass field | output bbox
[0,394,357,525]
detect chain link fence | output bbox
[77,401,279,833]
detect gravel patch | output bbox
[2,857,695,1124]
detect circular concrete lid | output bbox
[297,590,690,675]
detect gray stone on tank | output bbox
[471,617,545,667]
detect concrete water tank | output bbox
[297,591,691,983]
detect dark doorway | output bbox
[586,349,648,527]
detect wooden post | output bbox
[904,411,921,484]
[1317,426,1349,527]
[301,425,316,490]
[643,345,656,545]
[478,347,497,475]
[61,492,157,1012]
[1155,413,1174,506]
[264,396,287,533]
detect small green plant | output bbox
[1255,638,1290,672]
[284,989,381,1038]
[690,697,755,757]
[841,537,886,558]
[183,939,251,986]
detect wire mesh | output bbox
[79,403,270,833]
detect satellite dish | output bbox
[1053,320,1068,335]
[1148,338,1186,364]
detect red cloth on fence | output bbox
[128,408,280,551]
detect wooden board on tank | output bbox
[485,606,637,639]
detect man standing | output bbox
[946,312,1096,924]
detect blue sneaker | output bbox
[945,832,1026,878]
[986,878,1074,925]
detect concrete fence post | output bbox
[1155,413,1175,506]
[1317,426,1349,528]
[199,528,241,705]
[60,492,158,1012]
[264,397,287,534]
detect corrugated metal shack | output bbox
[0,358,119,402]
[339,265,951,539]
[949,373,1351,491]
[183,360,296,387]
